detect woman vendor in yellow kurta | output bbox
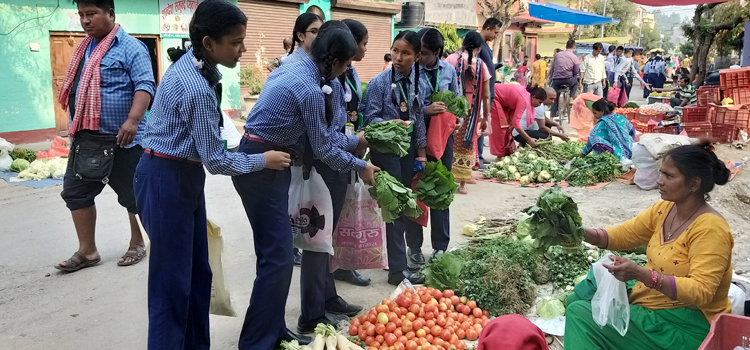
[565,143,733,350]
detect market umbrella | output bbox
[648,48,665,54]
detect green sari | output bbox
[564,268,710,350]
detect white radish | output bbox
[325,334,337,350]
[300,346,313,350]
[312,334,325,350]
[335,334,360,350]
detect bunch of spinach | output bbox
[9,148,37,163]
[430,90,470,118]
[566,152,623,187]
[422,252,464,291]
[523,187,585,252]
[362,120,411,157]
[545,246,592,290]
[368,171,422,223]
[416,161,457,210]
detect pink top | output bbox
[445,52,491,95]
[493,83,535,129]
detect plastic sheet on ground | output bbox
[472,172,611,189]
[532,316,566,337]
[0,171,63,188]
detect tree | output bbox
[683,3,746,87]
[478,0,525,62]
[712,1,749,57]
[585,0,637,38]
[437,23,462,54]
[638,24,661,51]
[679,41,694,57]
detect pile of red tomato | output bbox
[349,287,490,350]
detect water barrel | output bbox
[400,2,425,28]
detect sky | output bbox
[643,5,697,21]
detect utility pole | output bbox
[578,0,584,39]
[600,0,608,38]
[637,21,643,46]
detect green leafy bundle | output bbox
[9,148,37,163]
[523,187,585,252]
[567,152,623,187]
[361,82,368,101]
[623,102,640,109]
[545,246,593,289]
[362,120,411,157]
[422,252,464,291]
[430,90,470,118]
[416,161,457,210]
[534,140,585,163]
[368,171,422,223]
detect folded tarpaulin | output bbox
[529,2,620,26]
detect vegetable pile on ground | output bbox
[522,187,585,253]
[430,90,470,118]
[363,120,411,157]
[10,159,30,172]
[623,102,639,109]
[638,103,673,112]
[545,245,597,290]
[460,216,517,241]
[9,147,36,163]
[534,140,585,164]
[351,287,489,350]
[292,323,361,350]
[416,161,457,210]
[566,152,623,187]
[17,157,67,180]
[481,147,565,185]
[369,171,422,223]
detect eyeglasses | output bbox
[305,29,319,35]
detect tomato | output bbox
[400,307,409,316]
[405,331,415,340]
[472,307,483,318]
[359,315,368,324]
[406,340,418,350]
[455,328,466,340]
[436,315,447,327]
[366,336,375,345]
[398,335,407,343]
[370,341,381,348]
[425,320,436,328]
[376,335,385,344]
[366,324,376,336]
[420,294,431,304]
[412,319,424,330]
[466,301,477,310]
[455,304,463,313]
[443,289,454,298]
[448,312,459,321]
[423,303,436,313]
[440,329,451,341]
[377,313,389,325]
[430,325,442,337]
[385,333,398,346]
[456,340,467,350]
[406,312,416,321]
[395,342,406,350]
[438,303,448,312]
[368,313,378,324]
[416,329,426,338]
[394,328,404,337]
[386,322,397,333]
[431,289,443,299]
[466,329,478,341]
[449,295,460,305]
[424,312,435,320]
[409,304,420,314]
[375,323,386,335]
[376,304,389,314]
[350,325,359,336]
[482,318,489,327]
[434,338,444,348]
[483,309,490,317]
[425,334,434,343]
[396,294,412,308]
[450,334,459,345]
[461,306,471,315]
[418,309,425,318]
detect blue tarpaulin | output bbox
[529,2,621,26]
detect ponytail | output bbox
[591,98,616,115]
[664,142,730,200]
[167,46,186,62]
[291,13,324,54]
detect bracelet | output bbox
[650,270,658,289]
[415,157,427,162]
[594,229,601,246]
[657,273,665,290]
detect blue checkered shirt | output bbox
[244,56,366,172]
[362,65,427,148]
[143,49,265,175]
[280,47,309,66]
[71,27,155,148]
[419,59,460,116]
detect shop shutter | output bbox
[238,0,299,75]
[331,8,392,83]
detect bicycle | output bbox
[556,85,573,124]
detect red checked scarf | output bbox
[57,24,120,136]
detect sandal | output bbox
[118,246,147,266]
[55,252,101,273]
[458,186,469,195]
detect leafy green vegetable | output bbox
[523,186,585,252]
[10,158,30,172]
[422,252,465,291]
[566,152,623,187]
[416,161,457,210]
[430,90,470,118]
[545,245,592,290]
[537,297,566,318]
[361,82,368,101]
[534,140,585,163]
[623,102,640,109]
[368,171,422,223]
[516,214,531,238]
[9,147,36,163]
[362,120,411,157]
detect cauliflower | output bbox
[539,170,551,181]
[528,171,536,181]
[463,223,477,236]
[514,172,521,181]
[508,165,517,174]
[519,175,530,185]
[503,157,511,164]
[17,157,67,181]
[528,153,536,160]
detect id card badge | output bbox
[345,123,355,135]
[223,139,228,150]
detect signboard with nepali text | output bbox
[159,0,199,38]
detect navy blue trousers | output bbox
[405,135,452,252]
[134,154,211,350]
[300,160,348,321]
[643,73,655,98]
[370,142,416,273]
[232,139,294,350]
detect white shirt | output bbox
[614,57,647,85]
[220,112,242,150]
[580,53,607,84]
[512,105,546,136]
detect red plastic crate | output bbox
[697,87,721,107]
[697,314,750,350]
[651,125,679,135]
[723,108,750,130]
[630,120,651,133]
[682,106,709,123]
[634,112,665,123]
[681,122,712,139]
[731,88,750,105]
[712,123,739,143]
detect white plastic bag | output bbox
[591,254,630,336]
[207,219,236,317]
[728,283,746,316]
[632,143,659,190]
[0,137,14,172]
[289,166,335,255]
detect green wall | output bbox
[0,0,241,134]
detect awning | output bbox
[529,2,621,26]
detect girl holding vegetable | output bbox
[581,98,635,161]
[444,32,491,195]
[362,31,427,286]
[134,1,292,348]
[282,13,324,66]
[232,21,378,350]
[404,28,461,266]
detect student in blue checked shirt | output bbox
[232,20,379,350]
[404,28,461,270]
[362,31,428,286]
[133,1,291,349]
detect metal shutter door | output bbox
[238,0,299,74]
[331,9,392,83]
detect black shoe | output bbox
[387,269,426,286]
[275,328,313,347]
[430,249,445,261]
[332,269,371,287]
[293,248,302,266]
[407,247,425,266]
[325,296,363,317]
[297,313,348,334]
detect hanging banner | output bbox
[159,0,199,38]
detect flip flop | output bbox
[118,246,147,266]
[55,251,101,273]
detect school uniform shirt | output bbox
[605,52,617,76]
[279,47,309,67]
[244,56,366,172]
[362,66,427,149]
[144,49,264,175]
[419,59,460,115]
[614,57,648,85]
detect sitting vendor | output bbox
[565,143,733,350]
[513,87,569,146]
[582,98,635,160]
[653,76,696,107]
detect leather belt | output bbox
[144,149,202,166]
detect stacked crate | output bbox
[696,86,721,106]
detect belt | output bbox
[243,133,301,160]
[144,149,202,166]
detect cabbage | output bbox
[573,273,588,285]
[516,214,531,237]
[18,157,67,180]
[10,158,30,172]
[537,297,565,318]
